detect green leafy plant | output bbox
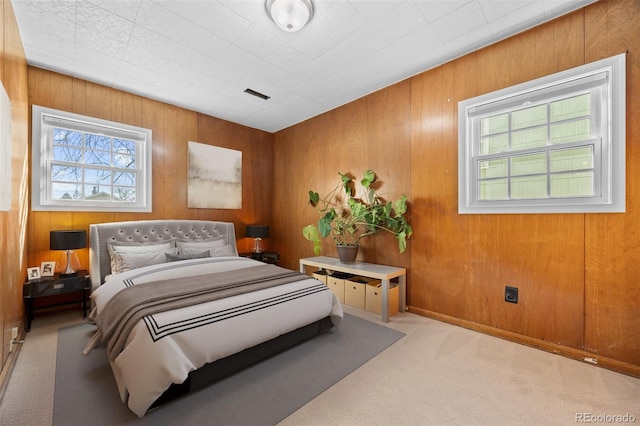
[303,170,412,255]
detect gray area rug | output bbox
[54,314,404,425]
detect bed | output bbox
[84,219,343,417]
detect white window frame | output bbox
[32,105,152,212]
[458,53,626,214]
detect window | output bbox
[32,106,152,212]
[458,53,625,214]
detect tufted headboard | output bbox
[89,220,238,290]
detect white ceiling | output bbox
[12,0,596,133]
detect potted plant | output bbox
[302,170,412,264]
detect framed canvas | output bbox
[187,141,242,209]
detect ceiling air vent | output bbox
[244,88,270,100]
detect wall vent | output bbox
[244,88,270,100]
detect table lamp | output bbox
[50,230,87,276]
[246,225,269,254]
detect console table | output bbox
[299,256,406,322]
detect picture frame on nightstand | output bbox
[27,267,41,280]
[41,261,56,277]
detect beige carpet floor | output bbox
[1,306,639,425]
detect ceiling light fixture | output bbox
[266,0,314,32]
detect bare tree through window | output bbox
[51,128,137,203]
[32,105,151,212]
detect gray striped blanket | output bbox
[88,264,306,361]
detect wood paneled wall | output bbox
[0,0,29,373]
[26,68,275,272]
[273,0,640,377]
[3,0,638,381]
[274,82,413,275]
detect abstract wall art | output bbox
[187,141,242,209]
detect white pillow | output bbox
[208,245,237,257]
[108,241,173,253]
[179,247,213,257]
[165,250,211,262]
[177,239,226,255]
[111,250,175,274]
[107,241,174,274]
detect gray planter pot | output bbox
[336,245,359,264]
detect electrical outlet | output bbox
[9,327,19,352]
[505,286,518,304]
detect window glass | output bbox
[481,113,508,136]
[550,94,590,122]
[512,104,547,130]
[512,175,547,199]
[479,179,508,200]
[480,134,508,154]
[550,119,591,144]
[479,158,508,178]
[550,172,593,197]
[550,147,593,172]
[458,54,625,213]
[512,127,547,150]
[32,105,152,212]
[511,153,547,176]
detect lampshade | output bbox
[50,230,87,275]
[246,225,269,239]
[50,230,87,250]
[266,0,314,32]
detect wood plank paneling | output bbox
[274,0,640,375]
[1,0,6,373]
[272,83,412,273]
[27,69,274,273]
[552,9,586,71]
[361,82,412,269]
[1,0,29,374]
[3,0,637,381]
[584,0,640,366]
[273,116,326,268]
[410,63,455,311]
[410,49,585,347]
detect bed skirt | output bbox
[150,315,335,409]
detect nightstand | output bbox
[23,269,91,331]
[240,251,280,265]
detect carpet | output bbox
[53,314,404,425]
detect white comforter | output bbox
[88,256,343,417]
